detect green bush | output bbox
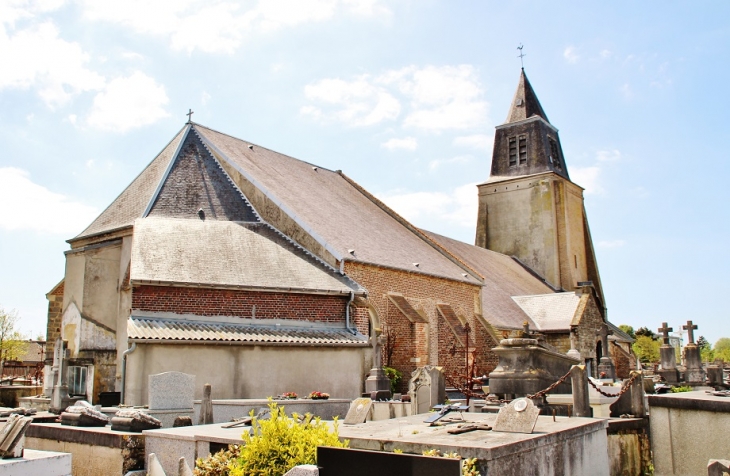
[383,366,403,394]
[227,401,348,476]
[670,385,693,393]
[194,444,241,476]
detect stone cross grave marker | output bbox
[596,322,613,355]
[683,320,698,344]
[658,322,673,345]
[344,398,373,425]
[148,372,195,410]
[0,413,32,458]
[493,397,540,434]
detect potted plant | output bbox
[307,391,330,400]
[280,392,298,399]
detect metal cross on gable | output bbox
[658,322,673,345]
[683,320,698,344]
[186,109,194,123]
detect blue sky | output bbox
[1,1,728,346]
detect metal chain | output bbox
[527,368,573,400]
[587,372,641,398]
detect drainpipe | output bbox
[345,291,356,335]
[120,342,137,405]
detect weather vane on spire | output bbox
[517,44,526,69]
[186,109,194,124]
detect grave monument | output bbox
[596,322,616,380]
[49,338,74,414]
[408,366,445,415]
[145,371,195,427]
[682,320,705,385]
[364,332,392,400]
[657,322,679,385]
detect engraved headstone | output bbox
[343,398,373,425]
[493,397,540,434]
[148,372,195,410]
[408,366,445,415]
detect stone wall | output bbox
[45,281,64,359]
[344,262,498,392]
[573,293,604,364]
[610,343,634,379]
[132,285,348,323]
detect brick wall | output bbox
[132,285,347,323]
[45,281,65,359]
[611,342,634,379]
[344,262,499,393]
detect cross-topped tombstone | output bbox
[658,322,673,345]
[657,322,679,383]
[683,320,698,344]
[50,338,73,414]
[596,322,616,380]
[364,329,392,398]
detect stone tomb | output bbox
[0,449,72,476]
[146,372,195,428]
[493,398,540,434]
[408,366,445,415]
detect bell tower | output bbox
[475,70,604,307]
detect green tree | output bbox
[619,325,636,339]
[698,336,714,362]
[0,307,27,377]
[635,327,656,339]
[632,335,660,364]
[714,338,730,362]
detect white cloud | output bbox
[377,182,478,229]
[86,72,169,132]
[564,46,580,64]
[201,90,211,106]
[0,167,98,234]
[302,77,400,126]
[0,0,66,27]
[303,65,488,131]
[381,137,417,151]
[600,49,612,59]
[428,155,472,171]
[570,165,603,195]
[597,240,626,249]
[596,149,621,162]
[620,83,632,99]
[0,21,105,107]
[454,134,492,151]
[79,0,391,54]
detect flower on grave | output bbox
[281,392,298,399]
[307,391,330,400]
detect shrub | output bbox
[670,385,693,393]
[194,444,241,476]
[228,401,348,476]
[383,366,402,394]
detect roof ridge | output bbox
[192,123,338,173]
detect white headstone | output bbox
[148,372,195,410]
[493,398,540,434]
[344,398,373,425]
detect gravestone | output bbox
[0,413,32,458]
[493,397,540,434]
[707,365,723,388]
[198,383,213,425]
[682,321,705,385]
[596,322,616,380]
[344,398,373,425]
[364,333,392,399]
[146,371,195,428]
[408,366,445,415]
[111,409,162,432]
[49,338,74,414]
[609,371,646,418]
[708,459,730,476]
[657,323,679,384]
[284,465,320,476]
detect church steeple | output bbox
[506,69,549,124]
[489,70,569,181]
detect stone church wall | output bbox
[132,285,348,323]
[344,262,499,393]
[45,281,65,359]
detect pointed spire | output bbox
[505,70,549,124]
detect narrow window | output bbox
[67,366,87,396]
[508,137,517,166]
[549,137,562,170]
[518,135,527,164]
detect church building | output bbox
[45,69,633,404]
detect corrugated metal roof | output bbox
[128,317,368,346]
[512,292,581,331]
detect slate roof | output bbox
[75,126,187,239]
[130,217,363,294]
[608,321,635,343]
[192,125,475,283]
[512,292,582,332]
[421,230,553,329]
[128,317,368,346]
[505,69,550,124]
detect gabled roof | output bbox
[505,69,549,124]
[192,124,476,283]
[421,230,553,329]
[512,292,582,332]
[74,126,188,240]
[128,317,368,346]
[608,321,635,343]
[130,217,363,295]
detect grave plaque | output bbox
[344,398,373,425]
[148,372,195,410]
[493,397,540,434]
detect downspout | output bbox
[120,342,137,405]
[346,291,356,335]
